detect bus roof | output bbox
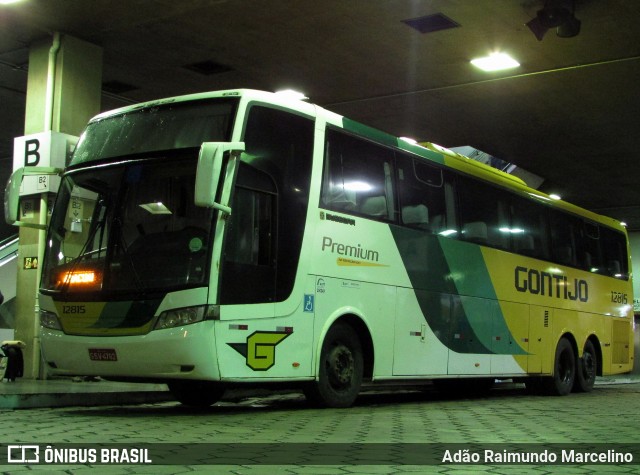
[84,89,626,233]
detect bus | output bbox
[5,89,633,407]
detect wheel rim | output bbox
[326,344,354,390]
[582,351,595,380]
[558,349,574,385]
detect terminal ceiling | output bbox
[1,0,639,229]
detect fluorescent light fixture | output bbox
[139,202,172,214]
[470,52,520,72]
[499,227,525,234]
[344,181,372,192]
[274,89,308,101]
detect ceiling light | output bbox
[470,53,520,72]
[274,89,308,101]
[139,202,172,215]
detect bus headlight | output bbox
[40,309,62,330]
[154,305,217,330]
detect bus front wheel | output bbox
[168,380,225,407]
[541,337,575,396]
[304,322,363,408]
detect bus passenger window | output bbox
[397,154,448,234]
[457,176,509,249]
[321,128,396,221]
[550,212,579,267]
[509,195,550,259]
[581,222,603,273]
[600,226,629,279]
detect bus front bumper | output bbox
[40,321,219,381]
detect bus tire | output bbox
[574,339,597,392]
[541,337,575,396]
[168,380,225,407]
[304,322,363,408]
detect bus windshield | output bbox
[42,153,215,297]
[71,97,237,166]
[41,97,239,297]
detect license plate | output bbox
[88,348,118,362]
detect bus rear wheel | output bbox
[168,380,225,407]
[541,337,575,396]
[304,322,363,408]
[574,339,597,392]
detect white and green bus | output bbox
[5,89,634,407]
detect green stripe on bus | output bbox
[391,226,526,355]
[341,118,398,148]
[390,226,491,354]
[439,238,527,355]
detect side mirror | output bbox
[4,167,24,225]
[4,166,62,228]
[195,142,245,214]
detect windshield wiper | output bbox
[109,218,147,297]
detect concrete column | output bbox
[15,34,102,378]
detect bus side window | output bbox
[397,154,448,234]
[457,175,509,250]
[221,164,277,304]
[509,195,550,260]
[228,105,314,304]
[321,128,396,222]
[600,226,629,279]
[581,221,603,273]
[550,211,580,267]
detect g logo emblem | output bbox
[228,331,291,371]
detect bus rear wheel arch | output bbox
[304,320,368,408]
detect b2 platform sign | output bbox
[12,131,77,197]
[13,131,77,172]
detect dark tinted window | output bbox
[221,106,314,304]
[457,175,510,250]
[600,226,629,279]
[510,195,550,260]
[321,129,396,221]
[397,154,451,235]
